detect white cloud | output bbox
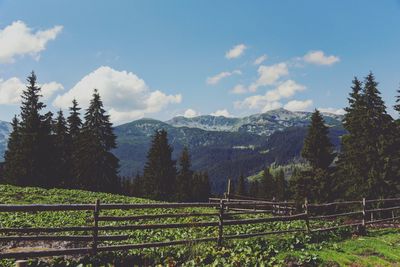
[273,80,306,98]
[303,50,340,66]
[211,109,232,117]
[0,76,63,104]
[318,107,345,115]
[53,66,182,124]
[261,101,283,112]
[249,63,289,92]
[206,70,241,85]
[253,54,268,65]
[234,92,282,112]
[230,84,247,94]
[225,44,247,59]
[284,100,313,111]
[234,80,306,113]
[183,108,199,118]
[0,21,63,63]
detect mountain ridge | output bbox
[165,108,343,135]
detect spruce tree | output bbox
[74,89,120,192]
[235,173,246,196]
[191,172,211,202]
[336,73,397,199]
[54,110,72,187]
[176,147,193,201]
[3,116,23,184]
[290,109,336,202]
[249,180,259,198]
[274,169,286,200]
[261,167,274,199]
[7,72,54,187]
[67,99,82,187]
[142,129,176,200]
[67,99,82,139]
[301,109,335,170]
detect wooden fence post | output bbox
[92,199,100,255]
[304,198,311,234]
[226,179,231,212]
[272,197,276,215]
[360,197,366,235]
[15,260,28,267]
[217,199,225,247]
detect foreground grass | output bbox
[1,184,399,266]
[279,229,400,266]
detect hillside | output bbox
[1,185,399,267]
[114,109,345,193]
[114,122,345,193]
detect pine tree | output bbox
[54,110,72,187]
[142,129,176,200]
[336,73,397,199]
[6,72,55,187]
[235,173,246,196]
[74,89,120,192]
[261,167,274,199]
[3,116,23,184]
[274,169,286,200]
[176,147,193,201]
[67,99,82,187]
[249,180,259,198]
[191,172,211,202]
[301,109,335,170]
[67,99,82,139]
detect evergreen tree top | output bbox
[179,147,192,171]
[67,98,82,138]
[55,110,68,136]
[395,86,400,113]
[301,109,334,170]
[20,71,46,131]
[82,89,116,150]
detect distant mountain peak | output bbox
[166,108,343,135]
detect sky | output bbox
[0,0,399,125]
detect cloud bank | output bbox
[53,66,182,124]
[0,21,63,63]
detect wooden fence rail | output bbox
[1,196,400,261]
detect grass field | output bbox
[0,184,399,266]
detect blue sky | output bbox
[0,0,399,124]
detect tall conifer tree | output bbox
[176,147,193,201]
[302,110,335,170]
[54,110,71,187]
[6,72,54,187]
[74,89,119,192]
[142,129,176,200]
[235,173,246,196]
[261,167,274,199]
[336,73,397,199]
[67,99,82,139]
[4,116,23,184]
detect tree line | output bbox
[120,131,211,202]
[2,72,120,192]
[230,73,400,203]
[1,72,210,202]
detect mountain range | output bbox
[113,108,345,193]
[0,108,346,193]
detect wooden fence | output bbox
[1,196,400,261]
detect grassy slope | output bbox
[1,184,400,266]
[280,229,400,266]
